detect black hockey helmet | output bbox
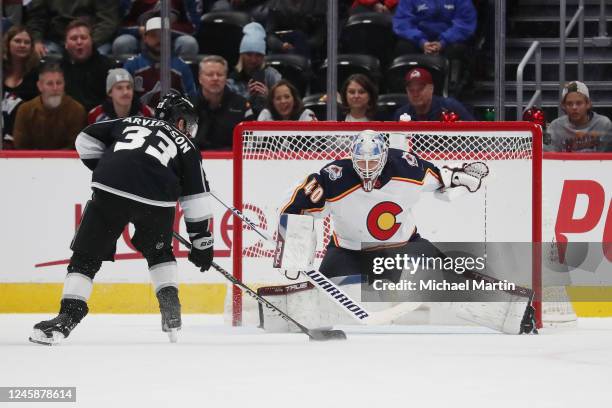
[156,91,199,138]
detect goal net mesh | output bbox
[232,123,573,328]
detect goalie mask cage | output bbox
[231,121,547,328]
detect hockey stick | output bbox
[209,192,421,325]
[173,232,346,341]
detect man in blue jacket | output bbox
[393,68,474,121]
[392,0,477,58]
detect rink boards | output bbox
[0,151,610,315]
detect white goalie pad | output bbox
[429,295,531,335]
[257,278,408,332]
[273,214,316,271]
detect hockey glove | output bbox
[440,162,489,193]
[188,233,214,272]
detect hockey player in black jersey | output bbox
[30,92,214,345]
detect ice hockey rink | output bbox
[1,314,612,408]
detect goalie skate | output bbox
[157,286,182,343]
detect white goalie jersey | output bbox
[280,148,444,250]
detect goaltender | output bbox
[269,130,537,334]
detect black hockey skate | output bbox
[29,299,89,345]
[519,303,538,334]
[157,286,181,343]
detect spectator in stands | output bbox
[227,22,282,116]
[192,55,254,150]
[349,0,398,15]
[13,62,87,149]
[392,0,476,58]
[392,0,476,93]
[25,0,119,57]
[392,67,474,121]
[112,0,200,60]
[340,74,382,121]
[123,17,197,106]
[547,81,612,152]
[2,26,40,148]
[88,68,155,124]
[257,79,317,121]
[266,0,327,61]
[61,19,117,112]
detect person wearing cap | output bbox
[61,19,117,112]
[546,81,612,152]
[112,0,200,60]
[227,22,282,116]
[87,68,155,124]
[123,17,197,106]
[392,67,474,121]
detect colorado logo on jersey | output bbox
[366,201,403,240]
[402,152,418,167]
[323,165,343,180]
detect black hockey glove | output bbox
[188,233,214,272]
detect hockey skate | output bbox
[157,286,182,343]
[29,299,88,345]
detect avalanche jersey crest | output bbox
[402,151,418,167]
[323,165,343,180]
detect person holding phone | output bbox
[227,22,281,116]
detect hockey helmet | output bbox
[156,91,199,138]
[350,130,388,192]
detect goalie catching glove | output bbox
[440,162,489,193]
[188,232,214,271]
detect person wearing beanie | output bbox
[547,81,612,152]
[227,22,281,116]
[87,68,154,124]
[392,67,474,121]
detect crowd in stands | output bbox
[1,0,610,152]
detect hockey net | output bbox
[230,121,575,328]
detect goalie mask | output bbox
[156,91,199,138]
[350,130,388,192]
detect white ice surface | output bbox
[1,314,612,408]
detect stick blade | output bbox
[308,329,347,341]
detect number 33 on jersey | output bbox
[280,148,444,250]
[75,116,210,208]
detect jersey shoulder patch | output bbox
[322,164,344,180]
[386,148,439,181]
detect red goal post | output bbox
[232,121,543,328]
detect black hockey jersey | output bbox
[280,148,443,250]
[75,117,211,223]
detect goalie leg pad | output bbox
[274,214,316,271]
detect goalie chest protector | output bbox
[280,148,443,250]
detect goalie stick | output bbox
[173,231,346,341]
[209,192,422,325]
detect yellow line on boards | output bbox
[0,283,227,313]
